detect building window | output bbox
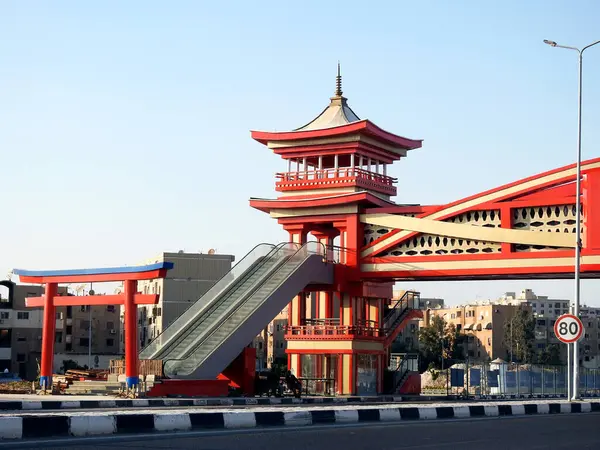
[17,312,29,320]
[79,338,89,347]
[0,312,9,319]
[66,343,72,351]
[106,339,114,347]
[16,354,26,362]
[80,320,90,330]
[55,332,63,344]
[451,313,456,319]
[55,312,63,320]
[106,305,115,313]
[107,321,114,330]
[456,311,462,318]
[17,337,26,342]
[0,329,12,347]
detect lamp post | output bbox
[544,38,600,400]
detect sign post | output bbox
[554,313,584,400]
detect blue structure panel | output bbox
[13,262,174,277]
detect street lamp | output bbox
[544,38,600,401]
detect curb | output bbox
[0,396,405,411]
[1,402,599,440]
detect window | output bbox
[55,332,63,344]
[456,311,462,318]
[79,338,89,347]
[451,313,456,319]
[17,312,29,320]
[16,354,26,362]
[537,319,546,326]
[106,305,115,313]
[80,320,90,330]
[487,337,491,346]
[66,343,72,351]
[0,312,8,319]
[106,338,114,347]
[0,329,12,347]
[107,321,114,330]
[17,337,26,342]
[66,325,72,334]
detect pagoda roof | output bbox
[250,64,422,151]
[294,95,361,131]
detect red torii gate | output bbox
[13,262,173,390]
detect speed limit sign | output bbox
[554,314,584,344]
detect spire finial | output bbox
[335,61,343,97]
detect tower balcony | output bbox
[276,168,397,196]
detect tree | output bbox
[538,344,562,365]
[418,315,461,370]
[503,308,536,364]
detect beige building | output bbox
[424,303,528,362]
[254,306,289,370]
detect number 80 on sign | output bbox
[554,314,584,344]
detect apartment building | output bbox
[424,303,528,362]
[254,306,289,370]
[498,289,600,367]
[0,282,44,379]
[134,251,235,350]
[0,280,123,379]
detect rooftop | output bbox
[293,63,361,131]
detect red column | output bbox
[500,205,512,253]
[39,283,57,389]
[124,279,139,388]
[584,169,600,250]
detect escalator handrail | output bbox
[140,242,287,358]
[163,241,327,375]
[159,243,299,362]
[162,244,305,371]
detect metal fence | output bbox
[421,361,600,398]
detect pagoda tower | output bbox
[249,66,422,395]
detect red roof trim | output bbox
[250,120,422,150]
[249,192,393,212]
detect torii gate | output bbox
[13,263,173,390]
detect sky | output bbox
[1,1,600,305]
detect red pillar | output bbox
[39,282,57,389]
[124,279,139,388]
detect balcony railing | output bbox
[276,168,397,195]
[286,324,384,339]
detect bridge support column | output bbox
[39,282,57,390]
[124,279,139,389]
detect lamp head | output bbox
[544,39,558,47]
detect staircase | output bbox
[140,242,333,380]
[387,353,419,394]
[383,290,422,346]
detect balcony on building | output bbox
[276,154,397,197]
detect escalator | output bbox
[139,242,333,380]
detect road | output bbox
[3,413,599,449]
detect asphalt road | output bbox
[3,413,600,449]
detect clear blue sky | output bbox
[2,1,600,305]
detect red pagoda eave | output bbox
[251,120,422,150]
[249,192,394,213]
